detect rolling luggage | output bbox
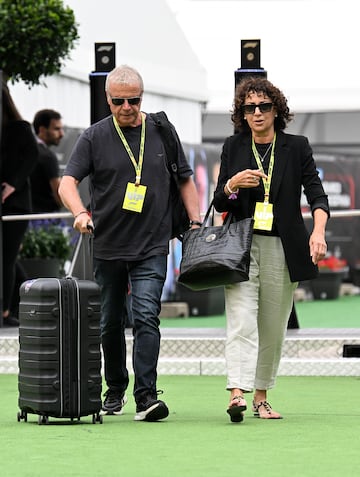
[17,234,103,425]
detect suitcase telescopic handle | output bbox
[67,230,94,280]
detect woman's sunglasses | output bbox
[242,103,273,114]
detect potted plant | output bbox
[310,254,348,300]
[19,219,72,278]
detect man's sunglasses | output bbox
[242,103,273,114]
[110,96,142,106]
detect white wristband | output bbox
[225,179,238,195]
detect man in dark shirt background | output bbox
[31,109,64,212]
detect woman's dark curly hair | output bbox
[231,77,293,133]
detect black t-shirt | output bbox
[64,114,192,260]
[30,143,60,212]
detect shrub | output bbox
[19,220,72,265]
[0,0,79,86]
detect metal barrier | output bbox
[2,209,360,327]
[3,209,360,223]
[2,212,73,222]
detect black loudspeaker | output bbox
[241,39,261,69]
[235,39,267,86]
[89,72,111,124]
[235,68,267,86]
[95,43,115,72]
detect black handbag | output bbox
[178,201,254,291]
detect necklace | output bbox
[255,142,273,163]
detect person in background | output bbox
[59,65,201,422]
[8,109,64,319]
[213,77,329,423]
[31,109,64,212]
[1,83,38,326]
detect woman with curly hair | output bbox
[213,77,329,423]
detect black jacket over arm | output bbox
[213,131,330,283]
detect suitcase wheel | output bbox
[92,413,103,424]
[17,410,27,423]
[38,415,49,425]
[70,417,81,422]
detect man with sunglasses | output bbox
[59,65,201,422]
[213,77,329,423]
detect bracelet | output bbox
[225,179,239,195]
[74,210,88,219]
[189,220,202,227]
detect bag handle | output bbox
[200,199,233,232]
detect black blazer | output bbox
[213,131,330,282]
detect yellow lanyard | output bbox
[251,133,276,204]
[112,114,146,186]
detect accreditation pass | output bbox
[253,201,274,231]
[122,182,147,213]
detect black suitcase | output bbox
[17,235,103,425]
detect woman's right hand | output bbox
[230,169,267,190]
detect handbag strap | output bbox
[201,199,233,231]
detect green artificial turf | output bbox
[295,295,360,327]
[2,374,360,477]
[160,295,360,328]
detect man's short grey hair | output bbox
[105,65,144,93]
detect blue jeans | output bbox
[94,255,167,399]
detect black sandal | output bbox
[227,396,247,423]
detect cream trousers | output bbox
[225,234,298,391]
